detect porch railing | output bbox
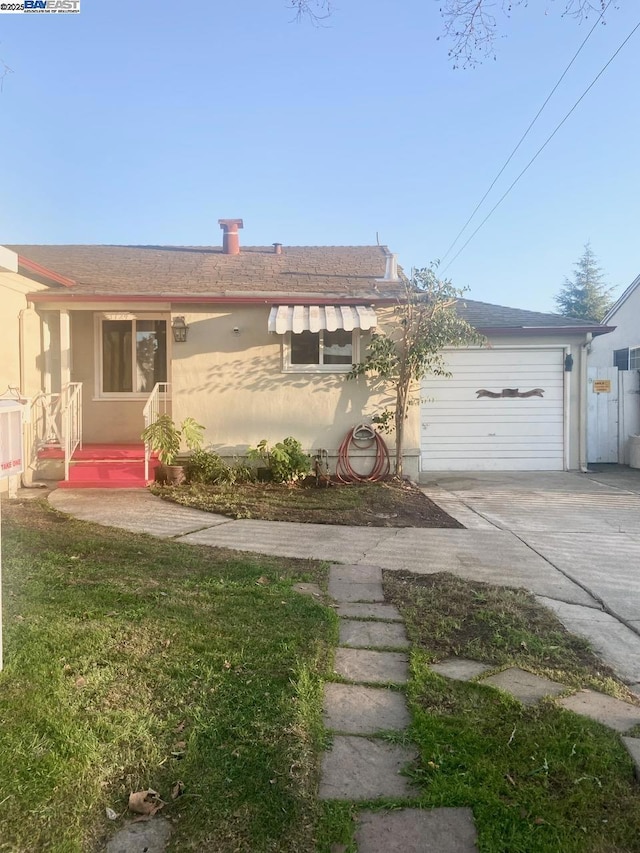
[29,382,83,481]
[62,383,83,481]
[142,382,170,481]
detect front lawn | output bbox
[152,479,463,528]
[0,499,335,852]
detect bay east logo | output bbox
[25,0,80,11]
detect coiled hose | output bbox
[336,424,390,484]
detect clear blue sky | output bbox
[1,0,638,312]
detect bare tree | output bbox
[288,2,612,67]
[439,1,609,67]
[288,0,333,24]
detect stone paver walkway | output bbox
[318,563,479,851]
[312,563,640,851]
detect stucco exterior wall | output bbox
[170,304,418,475]
[0,269,51,490]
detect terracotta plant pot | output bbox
[155,464,186,486]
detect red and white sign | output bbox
[0,402,24,480]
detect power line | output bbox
[439,0,613,265]
[442,16,640,275]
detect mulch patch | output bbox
[155,478,464,528]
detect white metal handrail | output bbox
[29,382,83,481]
[143,382,170,481]
[62,382,83,481]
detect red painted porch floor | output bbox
[39,444,159,489]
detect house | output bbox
[1,221,613,486]
[588,274,640,466]
[0,245,76,493]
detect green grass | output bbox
[0,499,336,852]
[378,572,640,853]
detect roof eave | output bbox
[27,292,400,306]
[475,325,615,338]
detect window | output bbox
[613,347,640,371]
[284,329,357,372]
[98,316,168,396]
[613,348,629,370]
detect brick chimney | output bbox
[218,219,244,255]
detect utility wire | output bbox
[442,16,640,274]
[439,0,613,265]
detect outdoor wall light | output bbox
[565,354,574,372]
[171,316,189,343]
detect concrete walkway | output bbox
[48,469,640,688]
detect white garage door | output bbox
[420,348,566,471]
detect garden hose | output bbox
[336,423,390,484]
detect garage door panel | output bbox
[421,422,563,438]
[420,348,565,471]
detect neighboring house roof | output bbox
[7,244,402,300]
[456,298,611,335]
[601,273,640,324]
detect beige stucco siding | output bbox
[0,270,52,490]
[170,304,417,465]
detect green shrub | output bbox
[248,437,311,484]
[186,450,256,485]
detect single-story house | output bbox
[588,273,640,466]
[1,220,613,487]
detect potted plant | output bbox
[141,414,204,486]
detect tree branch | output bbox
[438,0,609,68]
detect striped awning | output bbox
[268,305,377,335]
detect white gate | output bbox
[587,367,618,463]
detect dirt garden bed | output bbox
[152,478,464,528]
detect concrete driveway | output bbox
[420,466,640,686]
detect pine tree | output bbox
[555,243,615,323]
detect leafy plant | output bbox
[350,265,483,477]
[141,414,204,466]
[248,437,311,484]
[185,450,256,485]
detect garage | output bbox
[420,348,566,472]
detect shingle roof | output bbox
[7,244,402,299]
[455,298,603,329]
[8,243,611,335]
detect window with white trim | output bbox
[283,329,358,372]
[613,347,640,371]
[97,315,168,396]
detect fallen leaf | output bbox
[533,817,545,825]
[164,639,171,648]
[174,721,186,733]
[105,807,118,821]
[74,676,87,689]
[174,741,186,750]
[223,660,232,670]
[15,615,24,623]
[256,576,270,585]
[128,789,165,816]
[505,774,516,787]
[171,781,185,800]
